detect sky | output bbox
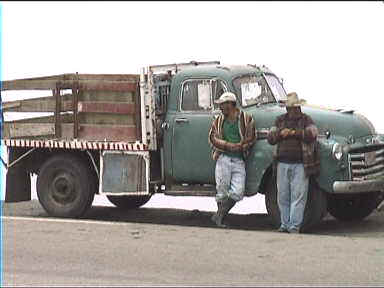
[0,1,384,211]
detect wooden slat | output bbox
[79,90,135,103]
[3,123,74,140]
[2,79,138,91]
[5,123,55,138]
[2,80,73,90]
[78,81,137,92]
[3,73,139,82]
[2,94,73,112]
[6,114,74,124]
[76,74,139,81]
[77,101,135,114]
[77,113,135,125]
[77,124,137,141]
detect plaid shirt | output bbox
[267,112,320,177]
[208,108,256,161]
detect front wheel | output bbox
[264,173,327,232]
[37,154,95,218]
[327,192,381,221]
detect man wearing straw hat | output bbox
[208,92,256,228]
[267,92,319,233]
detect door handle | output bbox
[161,122,169,130]
[175,118,189,123]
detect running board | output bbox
[165,185,216,197]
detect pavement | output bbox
[2,200,384,286]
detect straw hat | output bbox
[285,92,306,107]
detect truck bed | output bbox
[1,73,143,146]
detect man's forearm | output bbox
[303,125,318,143]
[211,136,242,152]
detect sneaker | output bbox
[288,228,300,234]
[277,226,288,233]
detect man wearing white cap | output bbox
[208,92,256,228]
[267,92,320,233]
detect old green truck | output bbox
[1,60,384,231]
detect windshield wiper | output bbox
[259,100,277,106]
[244,100,276,108]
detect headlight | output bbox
[332,143,343,161]
[372,135,384,144]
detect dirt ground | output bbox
[2,200,384,286]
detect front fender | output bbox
[316,137,350,193]
[245,139,274,196]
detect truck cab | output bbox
[154,63,384,230]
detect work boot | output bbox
[211,198,236,228]
[277,226,288,233]
[211,201,227,228]
[222,198,236,218]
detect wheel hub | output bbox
[51,173,76,204]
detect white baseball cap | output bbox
[214,92,237,104]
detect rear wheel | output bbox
[107,194,152,209]
[265,173,327,232]
[37,154,95,218]
[327,192,381,221]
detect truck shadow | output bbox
[3,201,383,236]
[309,212,384,237]
[84,206,274,231]
[84,205,384,236]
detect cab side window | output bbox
[212,80,228,110]
[181,79,212,111]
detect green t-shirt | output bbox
[223,118,243,159]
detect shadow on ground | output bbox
[2,200,384,237]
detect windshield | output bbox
[233,74,287,107]
[264,74,287,102]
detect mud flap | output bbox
[99,151,150,196]
[4,147,31,202]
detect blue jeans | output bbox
[276,162,309,231]
[215,154,246,203]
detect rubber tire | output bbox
[327,192,380,221]
[37,154,95,218]
[265,173,327,232]
[106,195,152,209]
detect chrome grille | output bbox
[349,148,384,181]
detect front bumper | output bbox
[333,178,384,194]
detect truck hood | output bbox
[246,103,376,142]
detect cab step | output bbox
[164,185,216,197]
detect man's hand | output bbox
[280,128,291,139]
[226,142,243,152]
[289,129,296,137]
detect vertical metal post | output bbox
[135,82,142,140]
[72,74,79,139]
[54,82,61,138]
[139,67,147,145]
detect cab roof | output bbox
[174,64,275,80]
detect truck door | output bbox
[171,78,226,184]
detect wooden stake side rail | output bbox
[1,73,143,143]
[1,139,148,151]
